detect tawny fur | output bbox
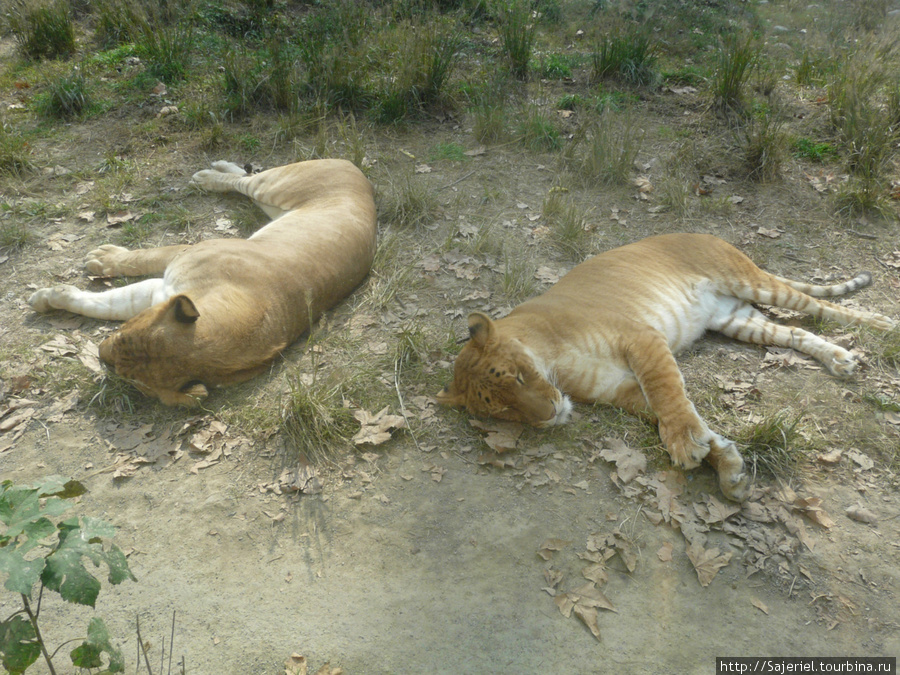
[437,233,895,501]
[29,159,377,406]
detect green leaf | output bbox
[28,475,69,496]
[70,642,104,668]
[41,548,101,607]
[0,615,41,675]
[80,516,117,541]
[70,618,125,673]
[0,548,44,596]
[1,488,71,539]
[104,544,136,585]
[86,616,110,643]
[19,517,56,552]
[51,479,89,500]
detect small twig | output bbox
[874,257,892,271]
[137,615,154,675]
[393,358,421,452]
[168,610,176,675]
[22,594,57,675]
[437,170,477,191]
[83,464,118,479]
[847,229,878,240]
[782,253,812,265]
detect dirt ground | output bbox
[2,27,900,675]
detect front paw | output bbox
[85,244,130,277]
[710,437,751,502]
[29,285,78,313]
[720,469,751,503]
[659,421,710,469]
[826,349,858,377]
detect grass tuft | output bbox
[736,100,789,182]
[281,371,358,464]
[0,221,33,252]
[496,0,536,80]
[378,170,439,229]
[712,31,759,116]
[563,110,643,186]
[33,68,93,120]
[499,251,537,304]
[738,412,804,479]
[7,0,76,61]
[135,17,195,83]
[0,122,32,176]
[590,28,659,87]
[542,188,591,257]
[516,108,561,152]
[791,138,837,163]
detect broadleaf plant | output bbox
[0,476,135,674]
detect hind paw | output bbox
[209,160,246,175]
[828,352,858,377]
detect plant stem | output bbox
[21,593,58,675]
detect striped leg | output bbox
[623,330,750,501]
[728,276,895,330]
[709,300,857,376]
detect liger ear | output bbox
[435,384,465,407]
[170,295,200,324]
[467,312,495,350]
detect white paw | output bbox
[29,285,78,313]
[210,160,246,175]
[869,313,896,331]
[828,351,858,377]
[85,244,130,277]
[189,169,219,189]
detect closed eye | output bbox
[515,373,525,385]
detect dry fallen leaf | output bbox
[569,583,616,612]
[793,496,835,529]
[554,592,575,618]
[537,538,571,561]
[534,266,561,284]
[702,494,742,524]
[573,604,601,640]
[544,567,564,590]
[751,598,769,615]
[469,418,523,453]
[599,437,646,484]
[476,452,517,469]
[846,450,874,472]
[817,448,843,464]
[352,407,406,445]
[106,210,135,226]
[284,653,307,675]
[581,563,608,585]
[657,542,673,563]
[686,542,732,587]
[77,341,104,375]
